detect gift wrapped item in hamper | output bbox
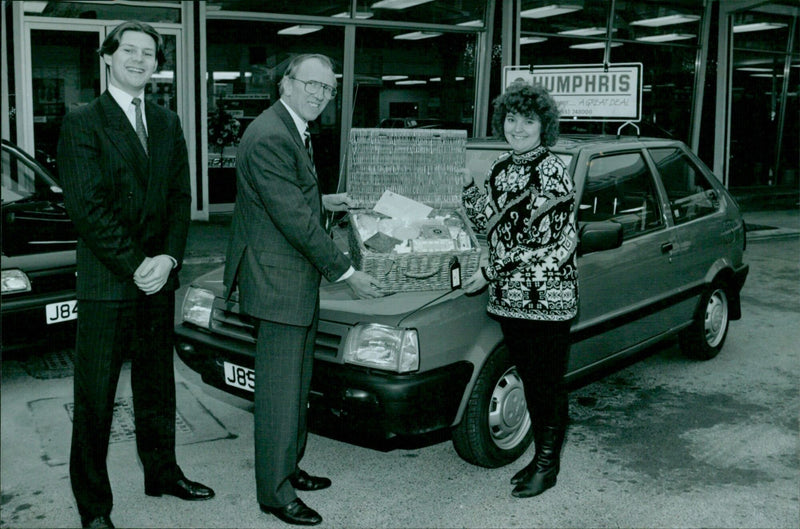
[344,128,480,293]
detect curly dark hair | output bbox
[490,81,560,147]
[98,20,166,71]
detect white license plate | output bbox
[45,300,78,324]
[223,361,255,392]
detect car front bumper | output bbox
[174,324,474,440]
[1,290,77,352]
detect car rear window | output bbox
[650,147,720,225]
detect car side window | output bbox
[579,152,664,241]
[650,147,720,225]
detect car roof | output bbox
[467,134,683,156]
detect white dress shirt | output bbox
[107,83,147,136]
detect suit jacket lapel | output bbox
[98,92,149,187]
[141,103,169,220]
[275,102,317,178]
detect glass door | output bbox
[24,23,104,176]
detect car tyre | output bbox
[452,346,534,468]
[679,281,730,360]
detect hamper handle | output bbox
[402,266,439,280]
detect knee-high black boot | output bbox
[511,426,565,498]
[510,424,543,485]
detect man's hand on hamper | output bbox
[322,193,354,212]
[345,270,384,299]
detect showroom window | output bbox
[352,27,477,133]
[206,0,350,18]
[24,0,182,22]
[355,0,486,25]
[205,6,485,205]
[205,0,486,23]
[728,9,798,188]
[515,0,703,143]
[206,20,345,198]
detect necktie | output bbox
[132,97,148,155]
[304,130,316,174]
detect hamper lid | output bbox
[345,128,467,210]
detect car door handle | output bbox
[661,242,674,254]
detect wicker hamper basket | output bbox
[345,128,480,293]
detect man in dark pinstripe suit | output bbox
[224,54,381,526]
[58,21,213,529]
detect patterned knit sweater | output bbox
[462,145,579,321]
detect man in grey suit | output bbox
[224,54,381,526]
[58,21,213,529]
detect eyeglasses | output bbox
[289,77,337,99]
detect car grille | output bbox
[29,267,76,294]
[315,322,345,358]
[209,298,256,343]
[209,297,346,358]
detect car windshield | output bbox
[1,146,53,205]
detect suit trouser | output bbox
[70,292,182,523]
[498,318,572,429]
[254,306,318,508]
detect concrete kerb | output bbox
[746,226,800,241]
[743,208,800,241]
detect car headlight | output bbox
[343,323,419,373]
[2,269,32,294]
[181,287,215,328]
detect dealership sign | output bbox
[503,63,643,122]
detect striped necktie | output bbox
[132,97,148,155]
[304,130,316,174]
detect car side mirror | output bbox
[578,221,623,256]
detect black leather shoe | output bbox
[83,515,114,528]
[290,469,331,491]
[261,498,322,526]
[145,477,215,501]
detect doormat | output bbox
[27,382,235,467]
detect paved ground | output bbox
[1,208,798,529]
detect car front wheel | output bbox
[452,346,534,468]
[679,281,730,360]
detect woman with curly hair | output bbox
[462,81,578,498]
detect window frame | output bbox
[646,145,723,226]
[577,148,667,241]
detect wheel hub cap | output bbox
[489,369,531,449]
